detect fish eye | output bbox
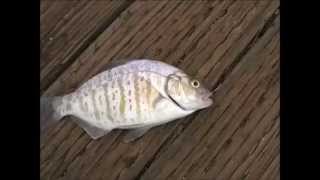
[191,80,200,88]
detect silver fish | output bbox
[40,59,213,142]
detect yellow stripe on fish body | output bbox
[123,73,137,124]
[133,73,141,123]
[136,72,163,123]
[118,77,126,118]
[119,73,135,124]
[103,83,114,123]
[138,72,148,123]
[93,87,109,126]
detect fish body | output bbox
[41,60,213,142]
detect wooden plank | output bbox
[40,0,133,93]
[260,153,280,180]
[40,0,280,179]
[140,16,280,180]
[229,117,280,179]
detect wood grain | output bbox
[40,0,133,93]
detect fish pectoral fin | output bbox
[71,117,111,140]
[123,126,152,143]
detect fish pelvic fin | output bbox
[40,96,64,134]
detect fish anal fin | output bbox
[71,117,111,140]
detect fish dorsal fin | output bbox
[99,59,180,77]
[98,58,133,73]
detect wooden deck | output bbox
[40,1,280,180]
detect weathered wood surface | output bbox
[40,0,280,180]
[40,0,133,93]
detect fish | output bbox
[40,59,213,142]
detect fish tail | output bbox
[40,96,64,133]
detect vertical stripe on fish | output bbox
[133,73,141,122]
[94,87,111,126]
[123,73,136,124]
[91,88,100,123]
[109,78,120,124]
[118,75,126,123]
[103,83,114,123]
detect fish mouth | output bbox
[201,92,213,108]
[203,98,213,108]
[201,91,213,101]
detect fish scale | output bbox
[133,73,142,124]
[138,72,147,123]
[123,73,136,124]
[82,90,97,125]
[94,87,106,123]
[40,59,213,141]
[110,76,120,124]
[103,83,113,123]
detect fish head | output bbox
[166,72,213,111]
